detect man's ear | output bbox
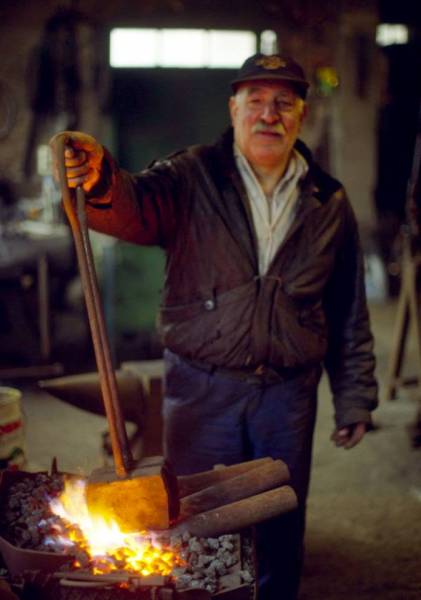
[228,96,237,125]
[300,102,309,125]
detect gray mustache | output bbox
[252,122,285,135]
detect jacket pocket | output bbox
[298,301,327,337]
[271,292,327,367]
[158,280,257,365]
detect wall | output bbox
[275,0,382,232]
[0,1,109,192]
[331,9,383,232]
[0,1,48,188]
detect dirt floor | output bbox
[2,300,421,599]
[300,301,421,600]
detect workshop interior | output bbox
[0,0,420,599]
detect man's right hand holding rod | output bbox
[49,131,104,192]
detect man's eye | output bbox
[248,97,262,105]
[277,100,294,111]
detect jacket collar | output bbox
[194,128,341,273]
[215,127,341,204]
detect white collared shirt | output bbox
[234,144,308,274]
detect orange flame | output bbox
[49,476,180,576]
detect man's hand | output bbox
[49,131,104,192]
[331,422,367,449]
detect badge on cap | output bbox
[255,56,287,70]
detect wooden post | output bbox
[386,235,421,401]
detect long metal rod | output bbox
[54,134,132,477]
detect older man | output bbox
[51,53,378,599]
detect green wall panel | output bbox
[114,242,165,332]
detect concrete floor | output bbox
[2,300,421,599]
[301,301,421,600]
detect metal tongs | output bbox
[54,134,132,477]
[53,135,176,534]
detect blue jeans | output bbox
[163,349,321,600]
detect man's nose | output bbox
[260,102,280,122]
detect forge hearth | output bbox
[0,469,256,600]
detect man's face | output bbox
[229,80,307,170]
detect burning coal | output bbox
[49,475,180,576]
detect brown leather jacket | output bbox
[85,128,378,428]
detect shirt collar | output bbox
[233,144,308,197]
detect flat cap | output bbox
[231,53,309,98]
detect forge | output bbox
[0,457,296,599]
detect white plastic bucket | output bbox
[0,387,25,469]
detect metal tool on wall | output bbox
[52,134,178,532]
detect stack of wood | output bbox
[172,457,296,538]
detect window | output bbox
[376,24,409,47]
[260,30,278,55]
[109,28,258,68]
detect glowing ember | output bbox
[49,476,180,576]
